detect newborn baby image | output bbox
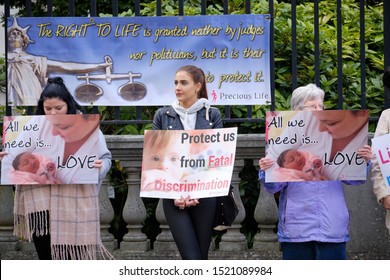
[274,149,327,182]
[10,152,62,184]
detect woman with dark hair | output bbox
[152,65,223,259]
[1,77,113,260]
[36,77,83,115]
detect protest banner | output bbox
[1,114,100,185]
[7,15,270,106]
[371,133,390,187]
[140,127,237,199]
[265,110,369,182]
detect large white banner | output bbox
[7,15,271,106]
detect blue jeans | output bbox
[281,241,347,260]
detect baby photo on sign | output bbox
[265,110,369,182]
[1,114,100,185]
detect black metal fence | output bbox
[2,0,388,129]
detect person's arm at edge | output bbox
[371,110,390,203]
[97,130,112,188]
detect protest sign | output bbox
[1,114,100,185]
[265,110,369,182]
[371,133,390,187]
[140,127,237,199]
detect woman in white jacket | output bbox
[371,68,390,234]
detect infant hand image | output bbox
[46,162,56,172]
[312,158,322,169]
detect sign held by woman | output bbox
[1,114,100,185]
[265,110,369,182]
[140,127,237,199]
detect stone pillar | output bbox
[105,135,149,251]
[0,186,18,251]
[99,179,116,251]
[120,167,149,251]
[217,134,265,251]
[153,198,178,251]
[218,160,248,251]
[252,182,279,251]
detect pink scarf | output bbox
[14,184,114,260]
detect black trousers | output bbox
[163,197,217,260]
[31,211,52,260]
[32,232,52,260]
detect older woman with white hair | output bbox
[290,83,325,110]
[258,83,371,260]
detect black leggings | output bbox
[163,197,217,260]
[32,232,52,260]
[30,211,52,260]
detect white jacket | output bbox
[371,108,390,234]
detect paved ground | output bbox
[2,249,390,260]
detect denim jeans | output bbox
[281,241,347,260]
